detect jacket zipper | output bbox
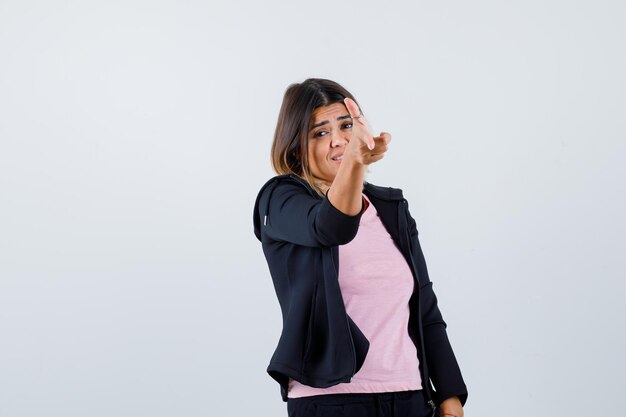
[400,199,436,411]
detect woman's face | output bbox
[306,102,354,187]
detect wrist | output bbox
[340,154,365,172]
[341,150,366,167]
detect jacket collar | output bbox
[363,181,404,201]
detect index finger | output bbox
[343,97,366,124]
[344,97,375,149]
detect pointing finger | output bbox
[343,97,367,126]
[344,97,374,149]
[343,97,361,119]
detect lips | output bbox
[331,153,344,161]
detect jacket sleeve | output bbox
[407,211,469,407]
[260,180,366,247]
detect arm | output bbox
[407,209,469,407]
[326,157,367,216]
[260,180,365,247]
[326,97,390,216]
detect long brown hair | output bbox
[271,78,363,197]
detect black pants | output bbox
[287,390,438,417]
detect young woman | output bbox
[253,78,467,417]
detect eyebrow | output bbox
[309,114,352,132]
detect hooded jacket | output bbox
[253,174,468,407]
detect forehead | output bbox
[310,102,349,123]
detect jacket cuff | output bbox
[435,388,468,407]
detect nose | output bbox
[330,130,348,147]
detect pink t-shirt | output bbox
[288,193,422,397]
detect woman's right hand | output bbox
[343,97,392,166]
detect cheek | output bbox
[308,141,326,166]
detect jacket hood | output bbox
[253,174,316,242]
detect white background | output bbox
[1,1,625,416]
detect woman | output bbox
[253,78,468,417]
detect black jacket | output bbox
[253,174,468,407]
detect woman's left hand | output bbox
[439,396,464,417]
